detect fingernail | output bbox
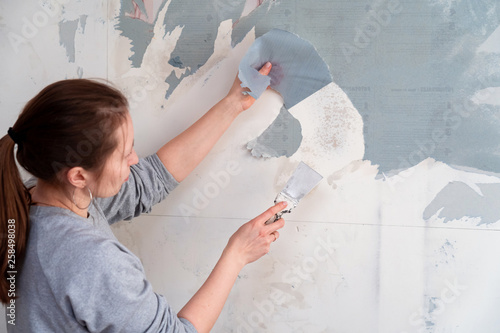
[264,62,272,69]
[281,201,287,207]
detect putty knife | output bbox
[265,162,323,224]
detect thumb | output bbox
[258,62,272,76]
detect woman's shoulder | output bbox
[30,205,95,236]
[29,206,118,267]
[27,206,147,307]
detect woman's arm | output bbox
[157,62,272,182]
[177,202,287,333]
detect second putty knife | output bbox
[265,162,323,224]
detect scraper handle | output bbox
[265,197,295,224]
[265,208,291,225]
[265,212,281,225]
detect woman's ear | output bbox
[66,167,89,189]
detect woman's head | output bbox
[0,78,136,303]
[13,79,132,185]
[68,106,139,198]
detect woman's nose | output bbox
[129,149,139,166]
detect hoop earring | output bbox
[72,186,93,210]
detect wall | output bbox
[1,0,500,332]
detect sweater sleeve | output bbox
[39,224,197,333]
[97,153,179,225]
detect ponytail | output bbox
[0,134,30,304]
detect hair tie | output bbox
[7,127,22,145]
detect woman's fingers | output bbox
[254,201,287,225]
[226,61,273,113]
[270,230,280,242]
[266,216,285,231]
[254,204,285,246]
[263,216,283,251]
[258,62,272,76]
[226,203,286,266]
[258,62,273,91]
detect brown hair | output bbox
[0,79,129,304]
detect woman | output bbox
[0,62,286,332]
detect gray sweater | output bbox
[7,154,197,333]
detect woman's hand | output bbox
[178,201,286,332]
[224,201,286,268]
[226,62,272,114]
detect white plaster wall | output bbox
[1,1,500,332]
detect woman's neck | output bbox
[30,180,89,218]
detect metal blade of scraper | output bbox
[265,162,323,224]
